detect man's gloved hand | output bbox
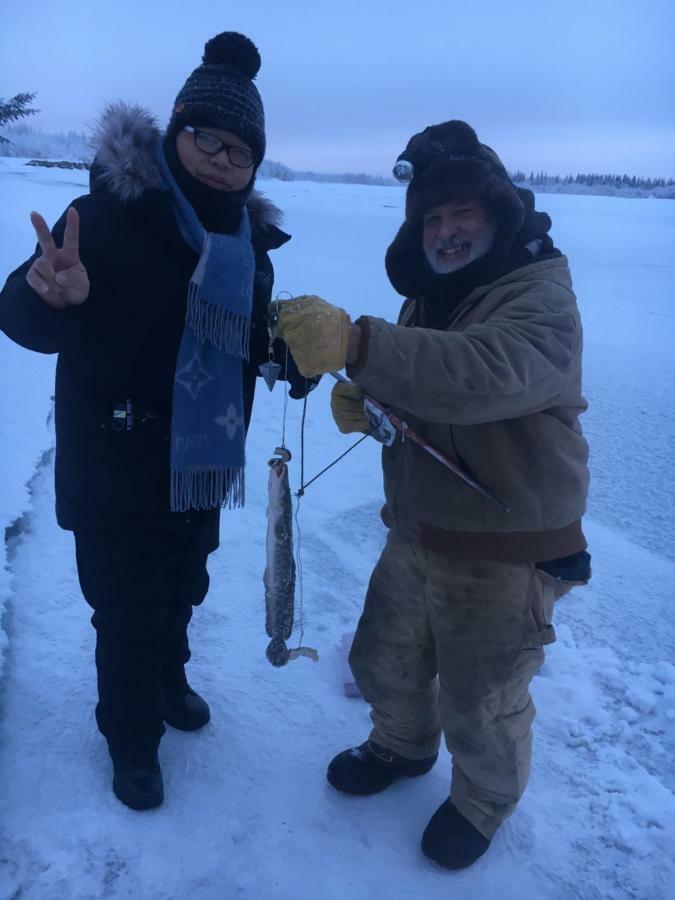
[274,295,350,378]
[331,382,369,434]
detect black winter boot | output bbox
[327,740,438,795]
[421,799,491,869]
[109,742,164,811]
[163,663,210,731]
[164,683,211,731]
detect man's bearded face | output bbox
[422,198,496,274]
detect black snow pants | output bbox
[74,522,216,749]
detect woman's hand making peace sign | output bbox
[25,207,90,309]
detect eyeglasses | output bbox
[183,126,255,169]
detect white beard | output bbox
[424,224,497,275]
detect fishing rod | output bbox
[264,296,509,512]
[330,372,511,514]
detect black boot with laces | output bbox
[327,740,438,795]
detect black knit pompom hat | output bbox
[168,32,266,163]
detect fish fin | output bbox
[288,647,319,662]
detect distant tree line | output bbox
[2,93,673,197]
[511,170,675,191]
[259,158,394,186]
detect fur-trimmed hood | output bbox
[89,102,286,242]
[385,120,552,298]
[385,183,554,299]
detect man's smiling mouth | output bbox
[438,242,470,259]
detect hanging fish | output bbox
[264,447,318,666]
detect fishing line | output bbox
[296,430,374,495]
[299,382,307,493]
[280,341,290,450]
[270,293,376,658]
[269,295,308,653]
[293,389,308,649]
[292,388,374,646]
[277,340,307,647]
[294,496,305,646]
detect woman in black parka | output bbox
[0,33,305,811]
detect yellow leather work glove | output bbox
[274,295,351,378]
[330,382,370,434]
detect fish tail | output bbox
[288,646,319,663]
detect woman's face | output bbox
[176,126,255,192]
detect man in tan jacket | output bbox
[276,120,591,869]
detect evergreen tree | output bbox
[0,92,39,143]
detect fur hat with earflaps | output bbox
[168,32,266,164]
[395,120,523,229]
[386,120,552,297]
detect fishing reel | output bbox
[363,398,397,446]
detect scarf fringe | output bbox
[171,467,245,513]
[187,285,251,359]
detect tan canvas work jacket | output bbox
[348,256,590,562]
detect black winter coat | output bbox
[0,106,294,542]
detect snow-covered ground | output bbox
[1,157,674,899]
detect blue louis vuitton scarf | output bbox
[154,140,255,512]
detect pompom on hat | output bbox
[169,32,266,163]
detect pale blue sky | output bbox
[2,0,674,177]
